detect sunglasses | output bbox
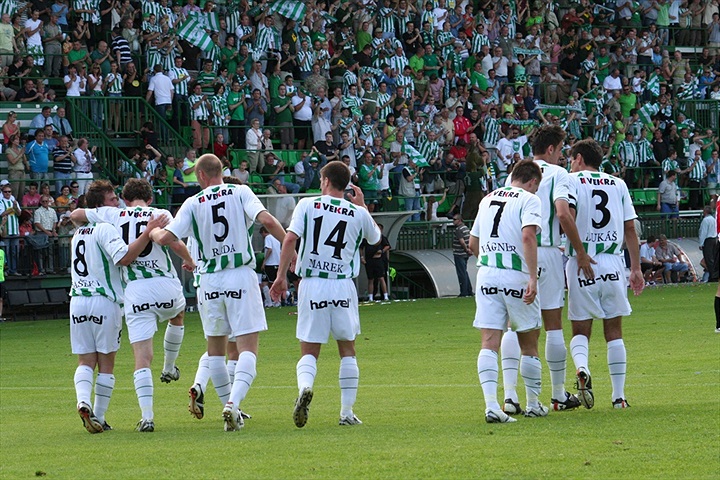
[2,190,11,193]
[71,185,79,188]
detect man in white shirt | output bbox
[146,64,174,142]
[603,69,623,93]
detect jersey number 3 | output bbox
[591,190,611,229]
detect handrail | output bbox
[65,96,139,183]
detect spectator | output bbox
[52,135,73,193]
[0,185,21,276]
[33,194,57,275]
[5,133,27,201]
[72,138,96,195]
[451,213,473,297]
[655,234,690,283]
[699,205,718,282]
[640,235,664,285]
[51,106,73,139]
[25,130,50,181]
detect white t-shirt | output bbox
[64,75,82,96]
[147,72,174,105]
[86,206,177,283]
[639,242,656,262]
[263,234,281,266]
[291,95,313,121]
[25,18,42,46]
[73,148,96,173]
[471,185,542,274]
[567,170,637,257]
[288,194,381,279]
[70,222,128,303]
[507,159,570,248]
[603,75,622,91]
[166,183,266,274]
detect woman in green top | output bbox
[227,80,246,148]
[382,114,397,150]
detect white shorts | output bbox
[70,296,123,355]
[473,267,541,333]
[296,277,360,343]
[197,267,267,338]
[537,246,565,310]
[566,254,632,321]
[124,277,186,344]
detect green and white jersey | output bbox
[507,160,570,248]
[618,140,639,168]
[567,170,637,257]
[0,197,20,236]
[483,116,500,148]
[289,195,380,280]
[86,206,177,283]
[471,186,542,274]
[166,183,266,274]
[70,222,127,303]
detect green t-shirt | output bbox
[227,91,245,121]
[269,73,282,101]
[272,96,293,123]
[356,30,371,52]
[358,163,380,191]
[409,55,424,73]
[618,93,637,118]
[423,53,440,73]
[471,71,488,92]
[596,55,611,81]
[90,49,111,77]
[656,4,670,26]
[67,49,88,67]
[221,47,238,77]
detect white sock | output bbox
[194,352,210,392]
[607,339,627,401]
[383,293,389,300]
[262,285,271,306]
[229,351,257,407]
[226,360,238,384]
[163,324,184,373]
[296,354,317,394]
[520,355,542,410]
[477,349,500,411]
[500,330,520,403]
[74,365,94,406]
[133,368,154,421]
[208,356,231,406]
[545,329,567,400]
[93,373,115,423]
[339,356,359,418]
[570,335,590,372]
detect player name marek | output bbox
[309,258,345,273]
[479,242,517,254]
[585,231,618,242]
[72,314,104,325]
[132,300,175,313]
[310,298,351,310]
[480,286,524,298]
[198,188,235,203]
[204,289,244,300]
[313,202,356,216]
[578,271,621,287]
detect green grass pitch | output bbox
[1,285,718,479]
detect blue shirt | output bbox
[26,140,50,173]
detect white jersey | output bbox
[86,206,177,283]
[70,223,128,303]
[567,170,637,257]
[508,159,571,248]
[471,186,542,274]
[166,183,266,274]
[289,195,381,279]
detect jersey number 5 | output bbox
[212,202,229,242]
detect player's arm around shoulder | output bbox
[122,214,169,265]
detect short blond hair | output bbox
[196,154,223,179]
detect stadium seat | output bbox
[643,189,657,206]
[27,289,49,306]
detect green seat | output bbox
[630,189,645,206]
[284,151,303,168]
[229,150,245,169]
[249,172,266,194]
[643,189,657,206]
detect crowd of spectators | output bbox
[1,0,720,221]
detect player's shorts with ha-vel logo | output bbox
[70,296,123,355]
[566,254,632,321]
[124,276,186,343]
[296,277,360,343]
[473,267,541,333]
[197,267,267,338]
